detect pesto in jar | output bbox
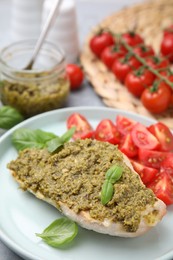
[8,139,158,233]
[0,71,69,117]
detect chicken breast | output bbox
[8,139,166,237]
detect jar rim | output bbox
[0,39,66,81]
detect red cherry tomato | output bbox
[66,64,84,90]
[163,25,173,37]
[161,153,173,176]
[169,93,173,107]
[141,81,172,114]
[112,55,141,82]
[148,122,173,152]
[131,160,158,185]
[147,171,173,205]
[89,32,115,57]
[119,133,138,158]
[116,115,137,136]
[145,56,170,70]
[138,149,168,169]
[125,69,155,97]
[133,44,155,58]
[131,123,160,150]
[67,113,94,140]
[94,119,121,145]
[122,32,144,47]
[161,34,173,62]
[101,44,126,69]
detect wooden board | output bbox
[80,0,173,128]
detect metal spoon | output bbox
[24,0,63,70]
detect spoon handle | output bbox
[25,0,63,70]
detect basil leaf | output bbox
[101,180,114,206]
[47,137,63,153]
[36,217,78,247]
[105,165,123,184]
[101,165,123,205]
[12,128,57,151]
[60,127,76,143]
[47,127,76,153]
[0,106,24,130]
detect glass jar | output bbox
[0,40,70,118]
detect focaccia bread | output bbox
[8,139,166,237]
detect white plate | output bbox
[0,106,173,260]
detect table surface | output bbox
[0,0,144,259]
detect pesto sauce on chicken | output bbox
[8,139,157,232]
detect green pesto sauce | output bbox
[8,139,157,232]
[0,74,69,117]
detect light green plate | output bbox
[0,107,173,260]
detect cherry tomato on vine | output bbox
[145,56,170,70]
[89,32,115,57]
[66,64,84,90]
[163,24,173,37]
[125,69,155,97]
[122,32,144,47]
[112,55,141,82]
[170,93,173,107]
[133,44,155,57]
[101,44,126,69]
[141,81,172,113]
[160,34,173,62]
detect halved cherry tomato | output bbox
[160,34,173,62]
[101,44,126,69]
[133,44,155,58]
[112,55,141,83]
[147,171,173,205]
[94,119,121,144]
[161,153,173,175]
[141,81,172,114]
[119,133,138,158]
[122,32,144,47]
[116,115,136,135]
[131,160,158,184]
[148,122,173,151]
[138,149,168,169]
[125,69,155,97]
[67,113,94,140]
[131,123,160,150]
[89,32,115,57]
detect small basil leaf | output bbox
[12,128,57,151]
[47,127,76,153]
[101,180,114,205]
[0,106,24,129]
[105,165,123,184]
[47,137,63,153]
[34,129,57,143]
[36,217,78,247]
[60,127,76,143]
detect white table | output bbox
[0,0,143,259]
